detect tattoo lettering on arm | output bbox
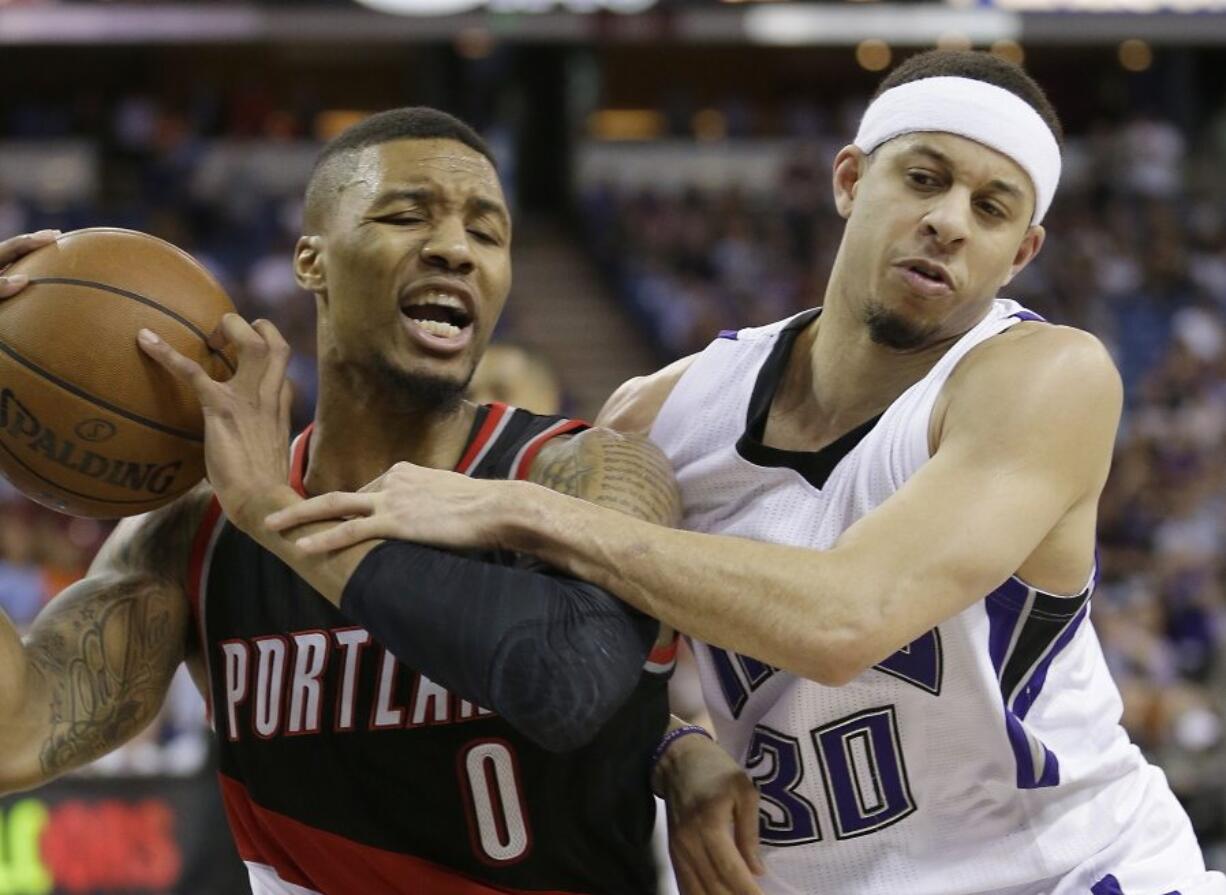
[27,576,184,778]
[531,428,682,528]
[0,485,210,788]
[529,428,681,646]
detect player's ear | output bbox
[294,236,327,295]
[1002,224,1045,287]
[832,145,867,219]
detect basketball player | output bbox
[269,53,1226,894]
[0,109,698,894]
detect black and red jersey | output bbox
[186,404,675,894]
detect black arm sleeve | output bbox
[339,540,659,753]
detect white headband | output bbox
[853,76,1061,225]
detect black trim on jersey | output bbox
[998,587,1091,708]
[736,309,883,490]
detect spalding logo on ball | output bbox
[0,228,236,518]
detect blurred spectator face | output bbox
[300,138,512,405]
[832,133,1044,349]
[468,344,563,415]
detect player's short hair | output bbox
[873,49,1064,148]
[303,107,497,230]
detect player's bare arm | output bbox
[141,313,675,751]
[0,482,213,793]
[529,324,1121,681]
[524,427,680,649]
[272,324,1121,685]
[594,353,696,436]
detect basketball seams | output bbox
[27,276,236,375]
[0,335,203,442]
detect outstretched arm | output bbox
[502,328,1121,683]
[256,429,680,752]
[269,327,1121,686]
[0,486,210,793]
[137,311,687,751]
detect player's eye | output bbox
[906,170,941,189]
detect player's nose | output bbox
[421,217,475,275]
[920,190,971,250]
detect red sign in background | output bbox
[0,772,249,895]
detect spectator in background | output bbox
[468,342,565,415]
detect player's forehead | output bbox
[348,138,506,212]
[880,131,1035,204]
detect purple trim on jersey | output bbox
[1091,875,1181,895]
[717,329,739,340]
[985,577,1030,674]
[1010,309,1046,322]
[1004,712,1060,788]
[1013,604,1089,720]
[985,577,1091,789]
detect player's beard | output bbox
[367,354,474,417]
[863,303,937,351]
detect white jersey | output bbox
[651,300,1223,895]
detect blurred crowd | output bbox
[582,107,1226,859]
[2,85,1226,862]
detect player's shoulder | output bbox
[955,321,1120,401]
[939,321,1122,444]
[596,354,699,436]
[90,481,217,585]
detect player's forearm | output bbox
[500,484,886,684]
[0,573,185,793]
[238,485,379,605]
[246,486,658,751]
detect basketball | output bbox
[0,228,235,518]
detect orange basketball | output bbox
[0,228,236,518]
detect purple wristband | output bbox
[651,724,713,771]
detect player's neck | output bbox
[304,387,479,495]
[783,296,955,424]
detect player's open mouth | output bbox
[400,289,475,354]
[895,259,953,298]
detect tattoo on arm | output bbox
[26,575,186,779]
[532,430,682,527]
[10,486,209,783]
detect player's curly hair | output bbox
[874,49,1064,148]
[304,107,495,229]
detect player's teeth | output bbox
[417,319,461,338]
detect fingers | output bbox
[279,377,294,425]
[252,318,292,397]
[138,328,223,401]
[0,273,29,299]
[0,229,60,268]
[701,829,764,895]
[672,832,728,895]
[670,844,706,895]
[295,516,383,553]
[211,314,292,399]
[265,492,375,532]
[732,784,764,876]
